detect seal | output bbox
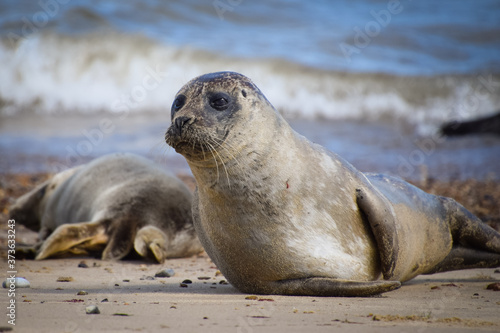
[9,153,203,263]
[165,72,500,296]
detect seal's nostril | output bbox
[174,116,191,135]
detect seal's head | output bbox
[165,72,278,164]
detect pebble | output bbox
[155,268,175,278]
[56,276,74,282]
[140,275,155,281]
[77,291,88,295]
[2,277,30,288]
[486,282,500,291]
[85,305,100,314]
[197,276,211,280]
[78,261,89,268]
[182,279,192,284]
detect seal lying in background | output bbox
[165,71,500,296]
[9,153,203,262]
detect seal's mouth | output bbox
[165,124,207,159]
[164,126,187,151]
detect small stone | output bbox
[56,276,73,282]
[494,269,500,274]
[219,280,229,285]
[430,286,440,290]
[245,295,258,300]
[114,284,120,287]
[85,305,100,314]
[2,277,30,288]
[180,283,188,288]
[101,298,109,302]
[181,279,192,284]
[486,282,500,291]
[78,261,89,268]
[77,291,88,295]
[155,268,175,278]
[197,276,211,280]
[122,279,130,282]
[140,275,155,281]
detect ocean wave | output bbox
[1,31,499,135]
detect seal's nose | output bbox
[174,116,191,136]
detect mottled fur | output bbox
[165,72,500,296]
[9,153,203,262]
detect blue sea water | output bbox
[0,0,499,179]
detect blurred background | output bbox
[0,0,499,181]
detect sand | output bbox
[1,173,500,332]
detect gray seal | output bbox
[165,71,500,296]
[9,153,203,262]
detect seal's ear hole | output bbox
[241,89,247,98]
[209,92,230,111]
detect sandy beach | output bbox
[1,171,499,332]
[2,1,500,331]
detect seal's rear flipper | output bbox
[265,277,401,297]
[133,226,168,263]
[35,219,110,260]
[440,197,500,254]
[424,247,500,274]
[356,187,399,280]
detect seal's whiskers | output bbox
[206,140,231,188]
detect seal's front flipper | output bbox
[356,187,399,280]
[134,226,168,263]
[101,217,137,261]
[35,219,110,260]
[266,277,401,297]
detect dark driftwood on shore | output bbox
[440,111,500,136]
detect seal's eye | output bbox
[172,95,186,113]
[209,93,230,111]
